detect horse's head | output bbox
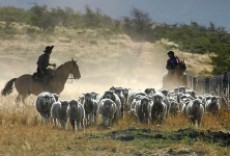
[68,59,81,79]
[177,60,186,73]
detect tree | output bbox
[130,8,151,33]
[83,5,98,28]
[29,5,56,31]
[123,8,152,41]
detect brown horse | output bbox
[162,60,187,90]
[1,59,81,104]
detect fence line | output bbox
[186,72,229,101]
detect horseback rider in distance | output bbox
[166,50,180,75]
[36,45,56,79]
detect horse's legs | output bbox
[21,94,29,106]
[15,95,21,106]
[15,93,29,106]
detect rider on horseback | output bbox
[36,45,56,80]
[163,50,186,89]
[166,50,180,76]
[166,50,179,70]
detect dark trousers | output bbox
[36,66,47,78]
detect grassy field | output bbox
[0,103,230,155]
[1,28,229,155]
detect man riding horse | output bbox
[166,50,180,76]
[163,50,187,89]
[33,45,56,83]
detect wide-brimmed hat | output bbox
[167,50,174,55]
[43,45,54,53]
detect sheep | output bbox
[83,93,98,126]
[126,90,146,110]
[121,88,129,105]
[110,86,129,103]
[163,96,171,117]
[98,99,117,128]
[151,93,167,125]
[101,90,121,121]
[200,95,212,111]
[168,99,180,116]
[88,92,101,103]
[186,90,196,99]
[50,100,69,129]
[35,91,56,123]
[130,93,147,110]
[67,100,85,131]
[110,86,125,118]
[135,97,152,124]
[205,96,221,116]
[177,93,194,112]
[185,99,204,126]
[179,93,194,101]
[52,93,60,103]
[153,90,171,117]
[201,95,212,105]
[160,89,169,97]
[77,95,85,105]
[144,88,156,96]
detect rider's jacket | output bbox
[37,53,50,69]
[166,57,178,70]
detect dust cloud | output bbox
[0,36,169,102]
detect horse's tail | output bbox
[1,78,17,96]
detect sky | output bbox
[0,0,230,30]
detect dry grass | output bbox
[178,51,214,76]
[0,103,230,155]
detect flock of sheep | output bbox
[35,86,223,130]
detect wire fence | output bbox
[186,72,229,101]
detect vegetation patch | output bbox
[104,128,230,148]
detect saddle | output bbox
[32,69,55,84]
[32,72,43,82]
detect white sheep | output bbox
[51,100,69,129]
[83,93,98,126]
[151,93,167,125]
[35,91,56,123]
[185,99,204,126]
[98,99,117,128]
[205,96,221,116]
[67,100,85,131]
[101,90,121,121]
[135,97,152,124]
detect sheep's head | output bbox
[84,93,92,102]
[103,91,115,101]
[193,99,201,108]
[153,93,164,104]
[161,89,169,97]
[61,101,69,108]
[103,100,114,114]
[52,93,59,102]
[69,100,78,107]
[145,88,156,95]
[210,96,218,103]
